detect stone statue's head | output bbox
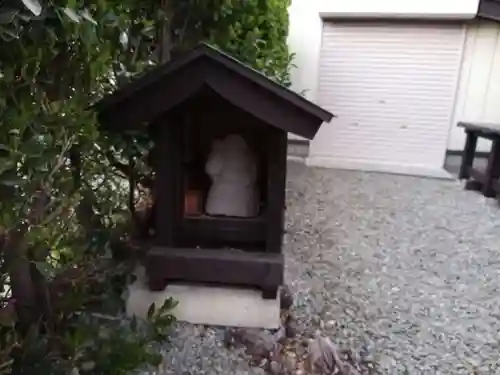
[206,134,255,182]
[211,134,249,155]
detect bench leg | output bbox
[482,139,500,198]
[459,131,477,180]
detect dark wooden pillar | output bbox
[266,129,287,254]
[148,119,183,291]
[482,139,500,198]
[261,129,287,299]
[154,119,183,246]
[459,131,478,180]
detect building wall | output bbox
[287,0,480,141]
[448,19,500,152]
[287,0,479,102]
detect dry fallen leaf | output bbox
[307,336,361,375]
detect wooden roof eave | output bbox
[94,43,334,139]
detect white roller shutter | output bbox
[308,22,465,177]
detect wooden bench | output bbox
[458,122,500,198]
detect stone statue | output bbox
[205,134,259,217]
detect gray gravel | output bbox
[152,162,500,375]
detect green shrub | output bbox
[171,0,294,86]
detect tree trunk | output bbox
[158,0,172,64]
[3,188,54,333]
[70,146,103,241]
[2,226,40,334]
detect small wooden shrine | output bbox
[95,44,333,299]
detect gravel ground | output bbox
[153,162,500,375]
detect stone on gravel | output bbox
[280,285,294,310]
[281,354,297,373]
[307,336,337,373]
[284,315,299,339]
[269,360,282,374]
[272,326,287,344]
[228,328,277,360]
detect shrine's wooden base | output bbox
[145,247,283,299]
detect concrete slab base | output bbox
[126,280,281,329]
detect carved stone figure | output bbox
[205,134,259,217]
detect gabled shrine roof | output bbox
[94,43,333,139]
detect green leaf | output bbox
[0,168,22,187]
[33,261,55,279]
[0,26,19,40]
[158,297,177,315]
[80,361,95,371]
[64,7,81,23]
[17,13,35,22]
[21,0,42,16]
[0,10,19,24]
[23,136,46,157]
[7,128,19,136]
[146,302,155,319]
[119,31,128,47]
[129,316,137,331]
[0,144,10,158]
[80,9,97,25]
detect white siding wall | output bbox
[287,0,322,141]
[448,20,500,152]
[306,22,464,177]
